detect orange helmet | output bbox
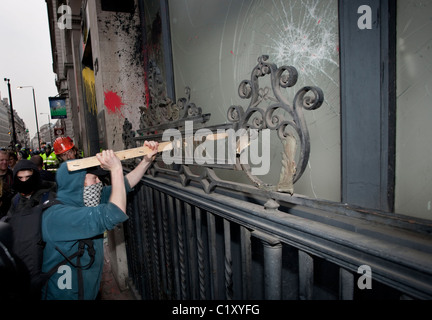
[53,137,74,155]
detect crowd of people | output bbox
[0,136,159,300]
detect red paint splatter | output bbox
[104,91,124,115]
[142,47,150,108]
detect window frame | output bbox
[339,0,396,213]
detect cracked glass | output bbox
[169,0,340,202]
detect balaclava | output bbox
[12,160,41,195]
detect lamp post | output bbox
[17,85,41,151]
[40,112,53,145]
[3,78,17,147]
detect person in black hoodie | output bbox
[8,160,57,208]
[1,160,57,299]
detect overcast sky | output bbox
[0,0,58,143]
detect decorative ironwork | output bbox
[139,86,202,130]
[123,55,324,197]
[122,60,210,151]
[138,60,209,135]
[227,55,324,192]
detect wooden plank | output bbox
[66,141,173,171]
[66,132,232,172]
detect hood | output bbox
[12,159,41,190]
[56,161,86,207]
[13,159,39,180]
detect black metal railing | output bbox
[122,56,432,300]
[123,172,432,300]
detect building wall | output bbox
[13,111,30,148]
[46,0,77,149]
[0,97,30,149]
[0,98,11,148]
[89,0,146,151]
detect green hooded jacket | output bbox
[41,162,130,300]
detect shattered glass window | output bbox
[395,0,432,220]
[169,0,340,202]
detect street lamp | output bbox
[40,112,53,144]
[17,85,41,151]
[3,78,17,147]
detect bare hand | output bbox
[96,150,122,171]
[143,141,159,162]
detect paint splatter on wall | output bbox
[98,6,147,145]
[82,67,97,115]
[104,90,125,115]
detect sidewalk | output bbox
[99,242,136,300]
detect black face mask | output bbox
[13,172,41,195]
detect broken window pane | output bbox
[169,0,340,202]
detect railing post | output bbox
[207,212,219,299]
[175,198,187,299]
[339,267,354,300]
[298,250,314,300]
[223,219,234,300]
[185,203,198,299]
[195,208,206,300]
[264,242,282,299]
[240,226,252,300]
[253,231,282,300]
[166,194,177,299]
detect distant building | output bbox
[0,93,31,150]
[0,97,11,148]
[14,110,29,148]
[39,122,54,146]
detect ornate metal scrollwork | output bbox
[122,60,210,151]
[123,55,324,198]
[138,60,208,134]
[227,55,324,193]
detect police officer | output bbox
[44,145,59,170]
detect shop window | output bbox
[395,0,432,220]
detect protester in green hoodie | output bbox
[41,141,158,300]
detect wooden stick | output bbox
[66,132,242,172]
[66,141,173,171]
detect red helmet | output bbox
[53,137,74,155]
